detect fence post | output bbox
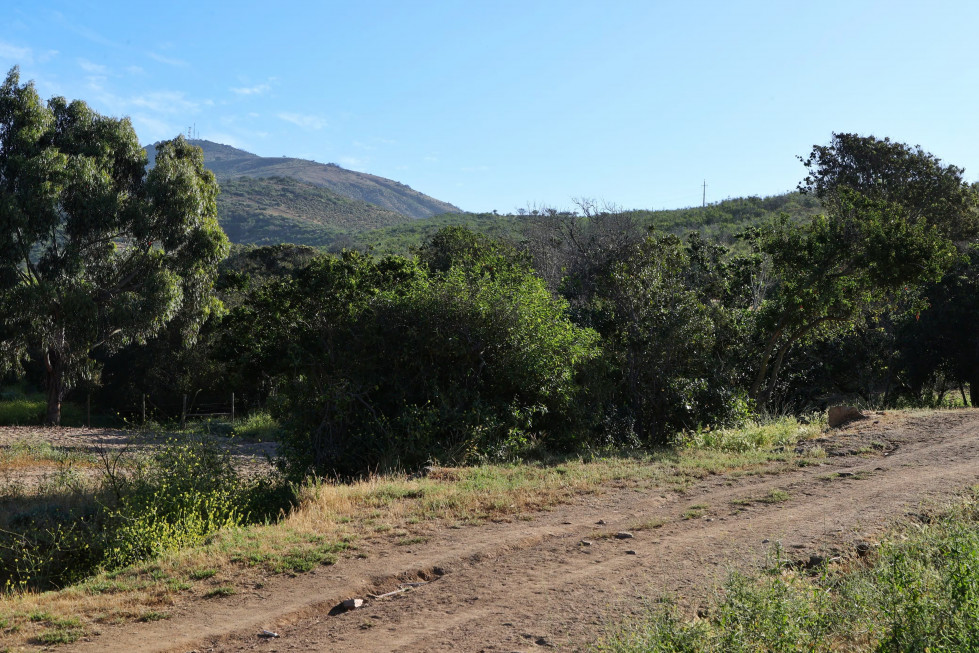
[181,394,187,430]
[231,392,235,423]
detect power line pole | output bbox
[702,180,707,208]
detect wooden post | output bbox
[231,392,235,423]
[181,393,187,430]
[141,394,146,425]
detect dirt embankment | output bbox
[48,410,979,652]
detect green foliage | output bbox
[0,436,289,593]
[597,492,979,652]
[101,438,245,569]
[747,148,966,409]
[0,67,229,424]
[261,228,599,476]
[581,234,750,444]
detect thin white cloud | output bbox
[423,155,439,162]
[85,75,108,92]
[339,156,367,170]
[0,40,32,63]
[125,65,144,75]
[277,112,327,130]
[231,83,270,96]
[130,114,178,143]
[148,52,188,67]
[78,58,107,74]
[130,91,199,114]
[204,131,245,148]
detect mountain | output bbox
[215,176,412,247]
[145,140,462,219]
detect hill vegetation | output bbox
[348,192,823,254]
[216,176,411,247]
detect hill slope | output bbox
[144,140,462,220]
[216,176,411,247]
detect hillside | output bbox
[215,176,411,247]
[144,140,462,220]
[349,191,823,254]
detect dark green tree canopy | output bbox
[0,67,229,424]
[799,132,979,242]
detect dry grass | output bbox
[0,421,825,649]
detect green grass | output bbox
[0,396,85,426]
[203,585,236,598]
[597,489,979,652]
[680,416,824,453]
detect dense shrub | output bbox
[272,230,599,477]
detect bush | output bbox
[0,435,289,592]
[274,231,599,477]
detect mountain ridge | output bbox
[144,140,462,220]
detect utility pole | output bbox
[702,180,707,208]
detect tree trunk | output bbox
[44,348,64,426]
[970,375,979,409]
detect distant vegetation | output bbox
[346,192,823,254]
[216,176,410,247]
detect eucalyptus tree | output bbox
[0,67,228,424]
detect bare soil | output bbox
[28,410,979,651]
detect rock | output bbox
[614,531,634,539]
[579,540,592,546]
[828,405,865,428]
[342,598,364,609]
[625,550,637,555]
[259,630,280,638]
[837,471,855,478]
[596,519,607,525]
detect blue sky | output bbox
[1,0,977,213]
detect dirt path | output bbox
[69,409,979,652]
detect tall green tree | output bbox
[747,134,976,410]
[0,67,228,424]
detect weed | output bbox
[204,586,236,598]
[597,489,979,652]
[682,504,708,519]
[759,489,791,503]
[189,568,218,580]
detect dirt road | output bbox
[70,409,979,652]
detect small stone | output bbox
[838,471,855,478]
[762,539,770,543]
[596,519,607,525]
[614,531,634,539]
[259,630,279,638]
[580,540,592,546]
[625,550,637,555]
[342,598,364,609]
